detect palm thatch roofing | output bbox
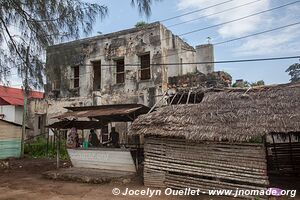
[129,83,300,142]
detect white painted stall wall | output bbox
[68,149,136,172]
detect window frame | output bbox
[72,65,80,89]
[115,58,125,84]
[139,53,151,81]
[91,60,101,91]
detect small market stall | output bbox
[47,104,150,173]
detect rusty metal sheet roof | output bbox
[0,85,44,106]
[53,104,150,122]
[47,120,105,129]
[64,104,148,111]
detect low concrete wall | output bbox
[68,148,136,172]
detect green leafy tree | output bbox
[232,80,250,88]
[251,80,265,87]
[135,21,148,28]
[286,63,300,83]
[0,0,160,88]
[0,1,108,88]
[131,0,160,17]
[232,80,265,87]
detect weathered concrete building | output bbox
[45,22,214,126]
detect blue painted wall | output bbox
[0,139,21,159]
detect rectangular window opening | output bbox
[140,54,151,80]
[92,61,101,90]
[38,116,42,129]
[116,59,125,84]
[73,65,79,88]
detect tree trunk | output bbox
[20,46,30,157]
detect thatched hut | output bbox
[129,83,300,196]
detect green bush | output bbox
[25,136,69,160]
[135,21,148,28]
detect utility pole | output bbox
[21,46,30,157]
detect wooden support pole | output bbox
[81,129,84,142]
[51,128,60,169]
[46,130,49,157]
[288,133,295,171]
[53,133,56,150]
[271,133,279,171]
[57,130,60,169]
[169,93,178,105]
[148,91,167,114]
[136,147,138,171]
[186,91,191,104]
[177,93,184,105]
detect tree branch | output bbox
[0,16,27,64]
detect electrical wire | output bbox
[178,0,300,37]
[214,21,300,45]
[160,0,236,22]
[101,55,300,66]
[167,0,264,28]
[7,55,300,81]
[42,54,300,86]
[45,0,298,67]
[3,1,299,81]
[3,0,297,69]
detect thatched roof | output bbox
[129,83,300,142]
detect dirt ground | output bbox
[0,158,298,200]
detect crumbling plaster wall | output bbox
[86,23,164,106]
[27,99,48,137]
[46,22,169,108]
[196,44,214,74]
[45,22,215,119]
[46,97,93,125]
[160,27,197,78]
[46,41,85,97]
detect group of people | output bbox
[89,127,120,147]
[66,127,120,148]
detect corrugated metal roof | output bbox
[58,107,141,118]
[0,96,24,106]
[47,121,105,129]
[0,85,44,106]
[64,104,148,111]
[51,104,151,125]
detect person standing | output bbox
[66,127,79,148]
[88,129,100,147]
[109,127,120,148]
